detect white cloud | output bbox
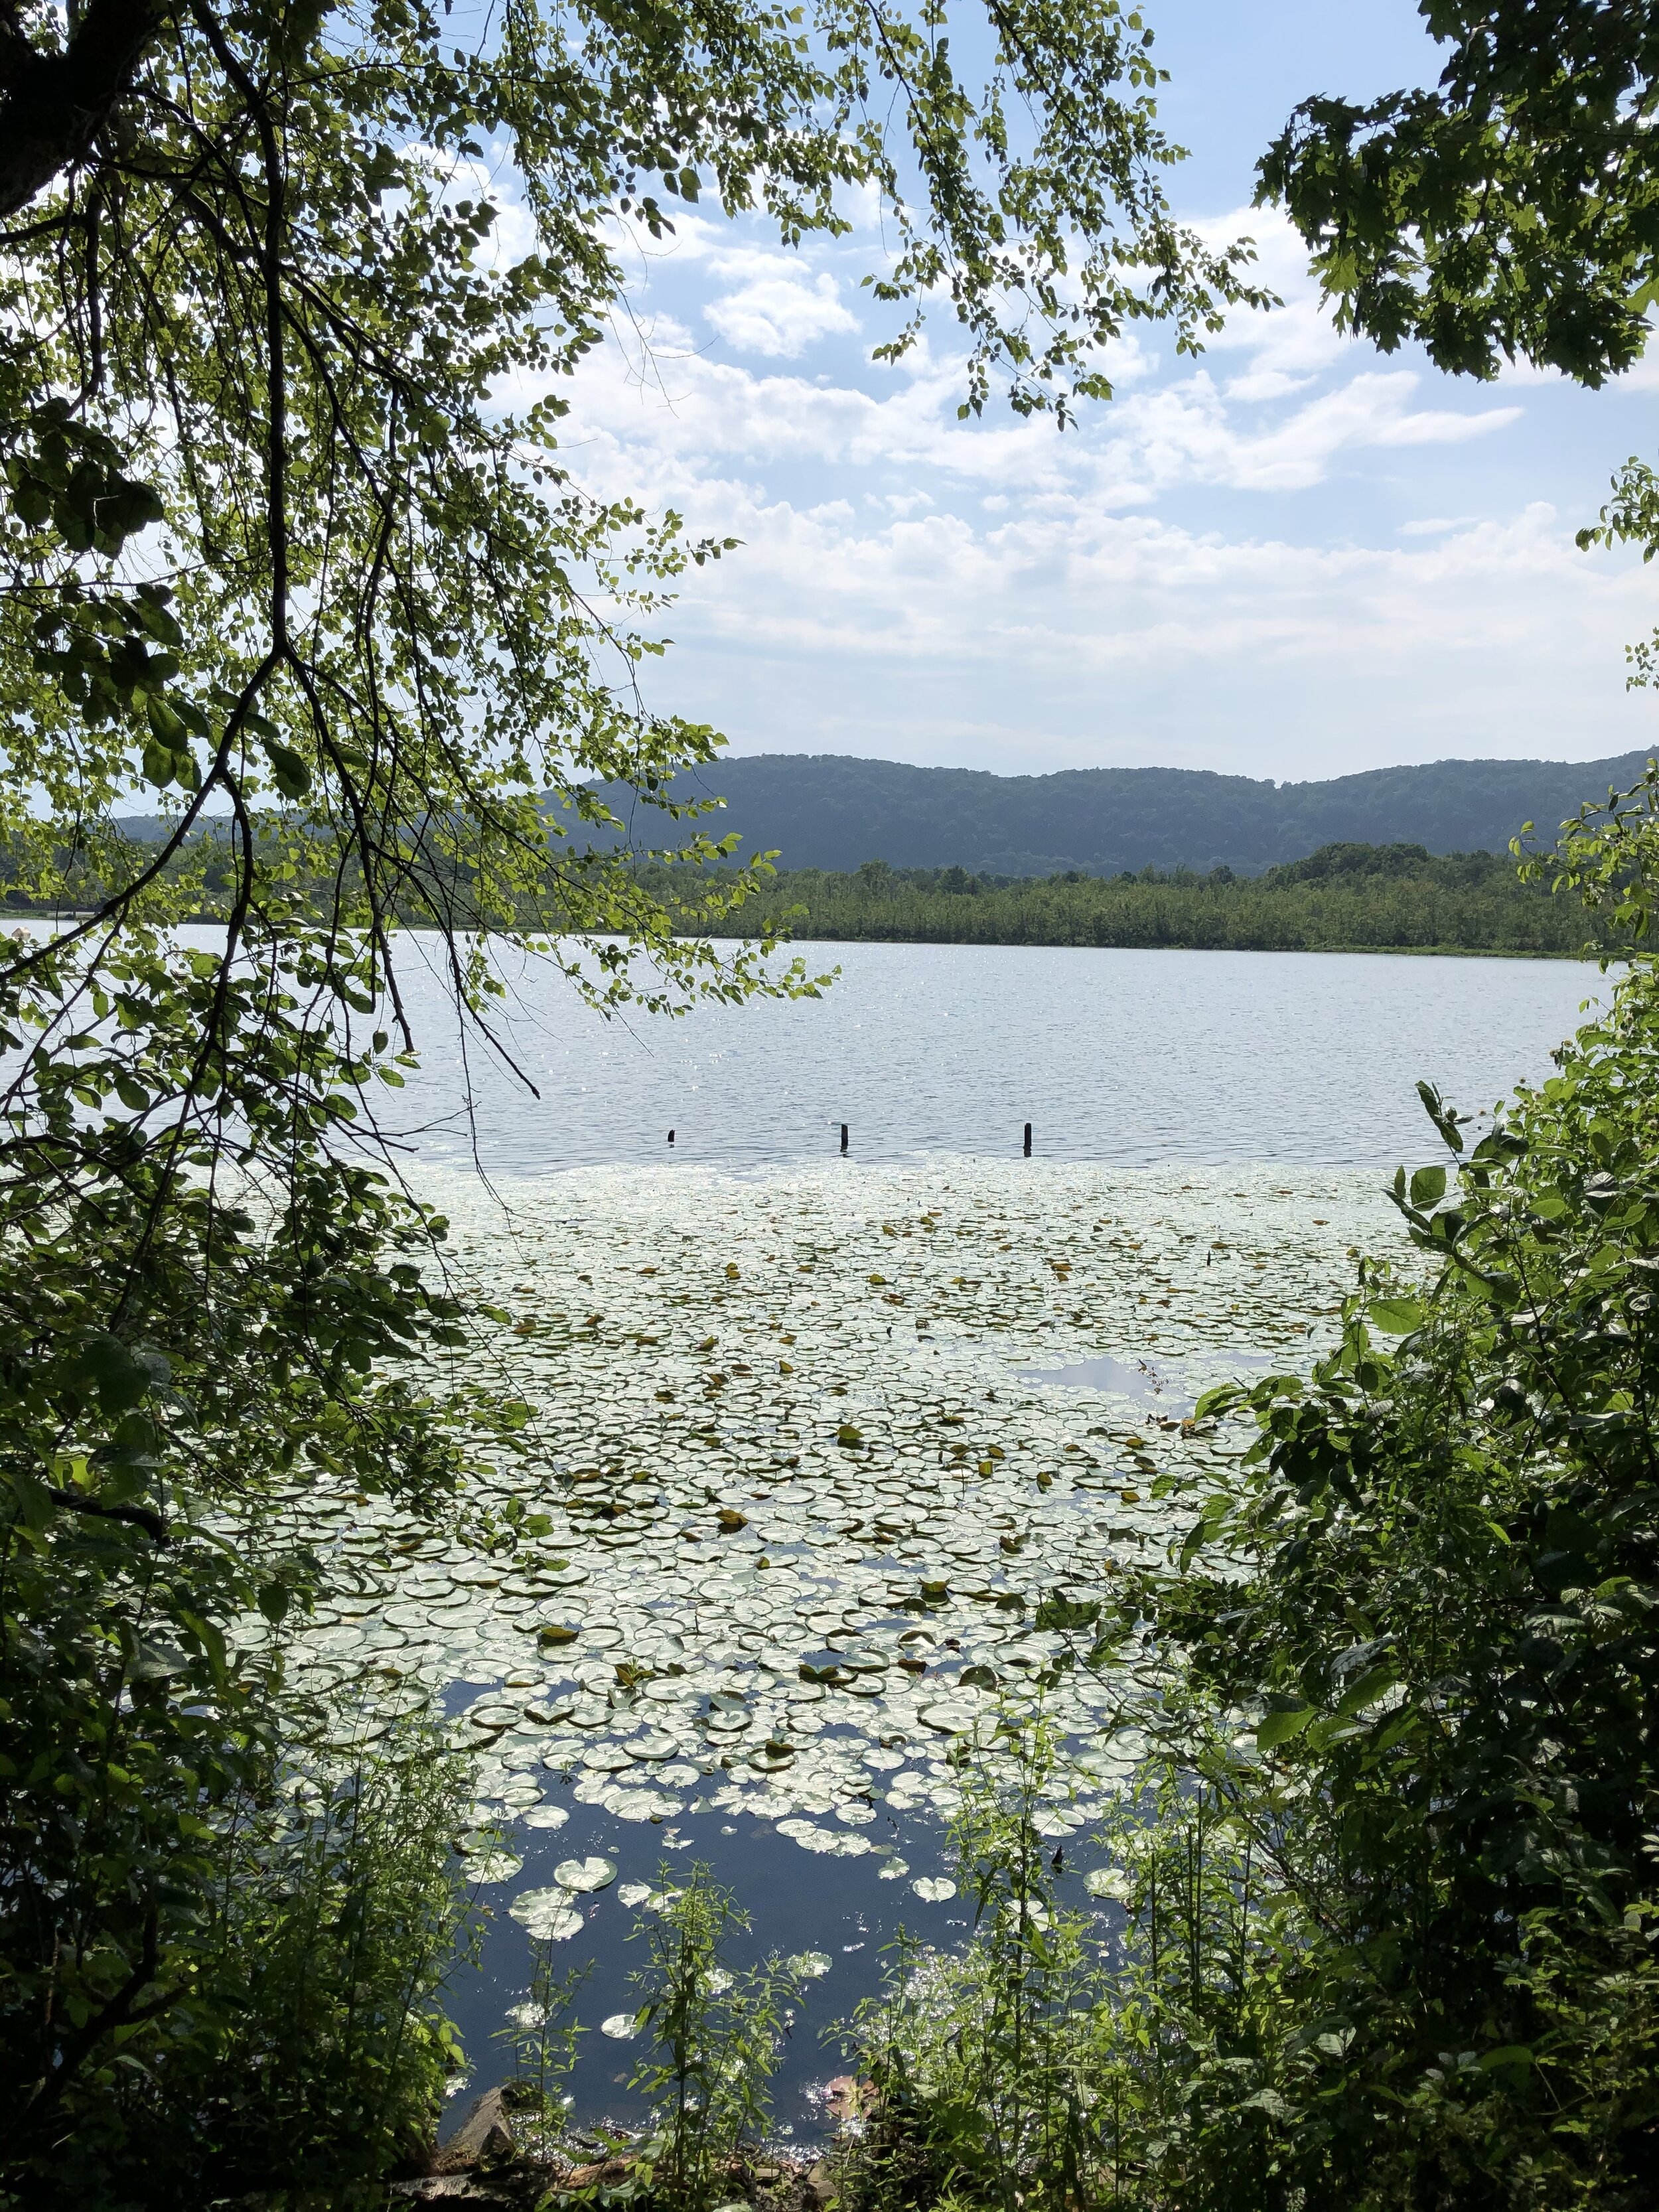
[1222,367,1317,404]
[563,335,1522,517]
[1086,370,1518,500]
[583,479,1659,779]
[704,271,859,357]
[460,162,1649,781]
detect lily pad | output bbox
[606,1786,682,1822]
[274,1157,1381,2058]
[911,1876,957,1903]
[919,1699,981,1735]
[1084,1868,1131,1901]
[553,1854,617,1893]
[468,1850,524,1885]
[508,1889,586,1941]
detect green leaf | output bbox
[1179,1495,1228,1572]
[1034,1591,1100,1633]
[1478,2045,1534,2073]
[127,1637,190,1684]
[1256,1706,1315,1750]
[1415,1080,1465,1154]
[1194,1381,1245,1421]
[141,739,179,790]
[260,738,312,799]
[1368,1297,1423,1335]
[1334,1664,1399,1718]
[63,1333,157,1414]
[1409,1164,1447,1210]
[1240,2087,1297,2122]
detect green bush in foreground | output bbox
[493,1866,796,2209]
[1108,770,1659,2207]
[846,1720,1114,2212]
[8,1712,473,2210]
[626,1865,799,2212]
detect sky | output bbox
[524,1,1659,784]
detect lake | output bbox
[380,940,1603,1175]
[255,943,1603,2142]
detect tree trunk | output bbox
[0,0,169,218]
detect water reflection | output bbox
[1014,1349,1281,1411]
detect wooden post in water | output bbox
[668,1129,676,1145]
[840,1123,849,1154]
[1023,1122,1032,1155]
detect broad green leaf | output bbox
[1368,1297,1423,1335]
[1256,1706,1315,1750]
[1409,1164,1447,1210]
[1334,1664,1399,1718]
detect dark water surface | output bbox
[384,940,1603,1175]
[447,1773,938,2143]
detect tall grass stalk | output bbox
[846,1713,1110,2212]
[498,1948,588,2160]
[628,1862,798,2211]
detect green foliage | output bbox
[498,1949,589,2162]
[847,1718,1110,2212]
[1100,767,1659,2205]
[1259,1,1659,385]
[0,917,491,2179]
[841,1716,1303,2212]
[13,1710,475,2207]
[626,1864,798,2211]
[671,840,1618,954]
[170,1719,474,2199]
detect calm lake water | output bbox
[384,941,1604,1176]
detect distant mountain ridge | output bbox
[569,749,1659,877]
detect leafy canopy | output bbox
[1260,1,1659,384]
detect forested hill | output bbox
[565,748,1659,877]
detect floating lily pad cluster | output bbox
[244,1161,1393,1914]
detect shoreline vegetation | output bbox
[653,842,1615,958]
[14,835,1618,961]
[10,0,1659,2195]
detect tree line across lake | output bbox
[644,841,1616,957]
[47,830,1616,959]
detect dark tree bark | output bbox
[0,0,169,218]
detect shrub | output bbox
[627,1863,798,2211]
[7,1708,475,2209]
